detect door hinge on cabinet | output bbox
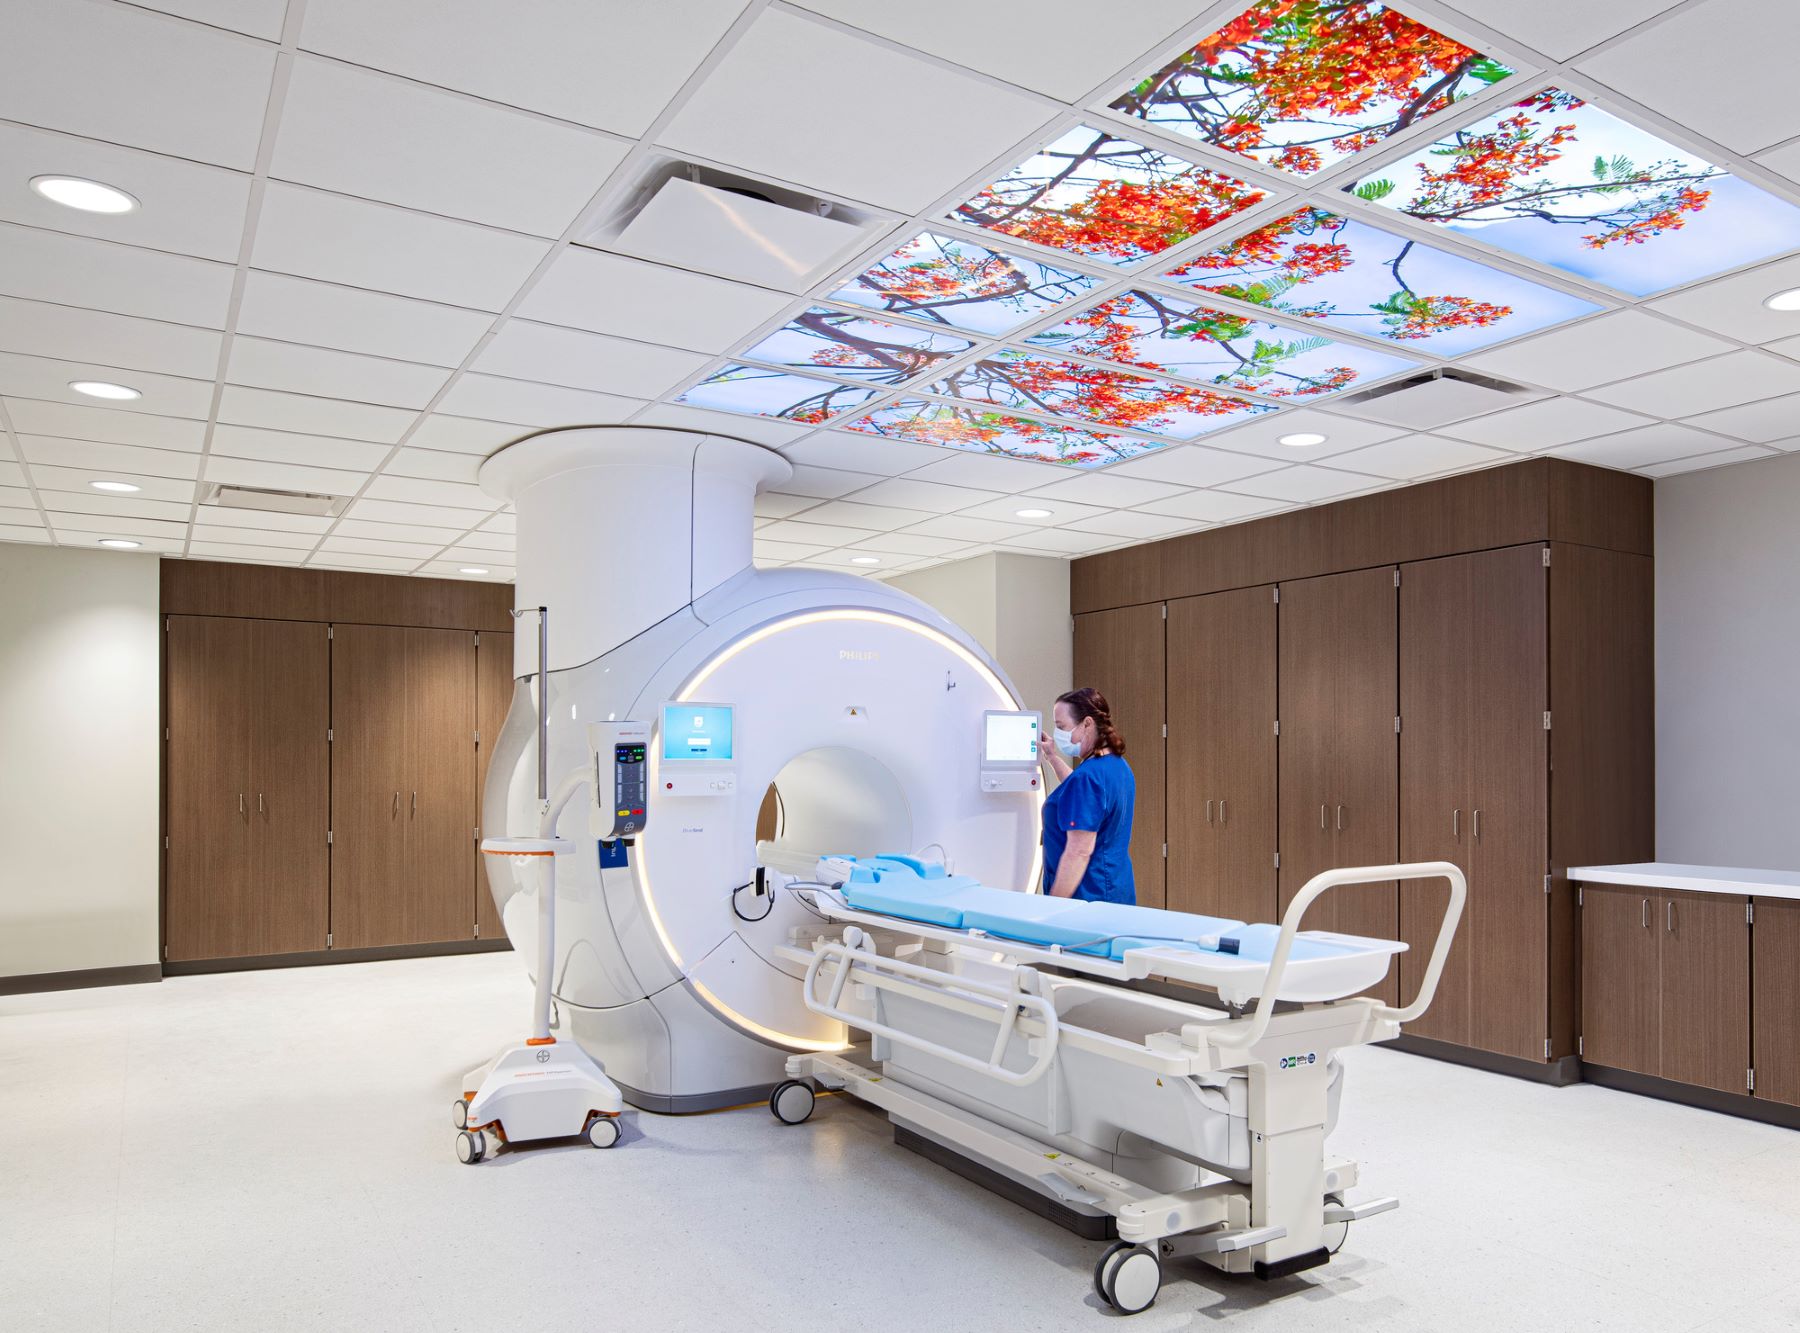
[1161,603,1167,619]
[164,726,170,741]
[1393,568,1401,587]
[1393,715,1401,734]
[1161,723,1167,739]
[163,943,168,960]
[327,626,334,639]
[326,830,333,845]
[473,730,480,744]
[326,728,333,742]
[1544,1037,1552,1060]
[1162,842,1168,858]
[474,923,480,938]
[1273,718,1280,736]
[1273,851,1280,869]
[1749,1068,1756,1093]
[326,933,333,948]
[1543,711,1552,730]
[1542,547,1552,567]
[474,632,480,646]
[1272,586,1279,604]
[1748,902,1755,925]
[1578,1035,1584,1056]
[164,835,169,850]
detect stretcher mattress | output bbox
[835,856,1361,966]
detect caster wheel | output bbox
[769,1079,815,1125]
[586,1116,621,1149]
[455,1129,486,1164]
[1323,1193,1350,1255]
[1093,1240,1133,1301]
[1102,1244,1161,1315]
[452,1098,469,1130]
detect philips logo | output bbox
[838,649,878,662]
[1278,1052,1318,1070]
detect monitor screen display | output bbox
[983,710,1041,765]
[662,703,733,761]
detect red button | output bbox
[665,782,673,789]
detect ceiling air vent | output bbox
[1333,368,1530,429]
[577,158,889,292]
[203,482,348,518]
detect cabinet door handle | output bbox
[1642,898,1648,928]
[238,793,245,816]
[1218,799,1226,825]
[1667,900,1674,933]
[1206,799,1213,824]
[1336,804,1344,831]
[1473,808,1481,840]
[412,790,418,815]
[1320,803,1327,830]
[393,790,400,814]
[258,793,264,815]
[1452,808,1459,839]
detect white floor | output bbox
[4,955,1798,1332]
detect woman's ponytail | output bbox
[1056,686,1127,757]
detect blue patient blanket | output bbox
[832,855,1349,964]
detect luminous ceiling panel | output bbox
[1027,289,1416,395]
[675,363,881,424]
[842,399,1170,468]
[827,232,1101,335]
[948,126,1266,266]
[738,307,974,385]
[1165,206,1602,354]
[1109,0,1511,175]
[924,352,1276,436]
[1350,88,1800,295]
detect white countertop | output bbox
[1568,862,1800,902]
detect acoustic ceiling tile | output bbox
[788,499,922,532]
[334,518,466,545]
[317,534,445,560]
[1328,435,1511,480]
[1547,423,1739,469]
[0,351,213,420]
[435,374,642,428]
[1459,310,1735,393]
[216,384,419,443]
[382,449,482,484]
[208,423,391,472]
[515,247,791,353]
[0,297,222,380]
[348,496,497,528]
[13,436,201,479]
[0,222,235,328]
[203,454,367,495]
[754,518,881,547]
[225,337,449,410]
[1216,465,1383,504]
[25,464,194,503]
[1682,393,1800,444]
[1099,444,1281,488]
[778,430,950,478]
[235,271,495,368]
[5,399,205,450]
[189,505,335,534]
[1130,489,1289,523]
[899,514,1035,543]
[1644,253,1800,345]
[407,415,530,456]
[362,475,493,509]
[189,524,320,550]
[995,528,1118,555]
[473,320,708,398]
[1438,398,1650,451]
[1584,350,1800,419]
[840,477,1003,514]
[1023,472,1186,507]
[187,542,311,563]
[631,402,814,445]
[1062,509,1200,539]
[766,464,886,499]
[1638,445,1779,476]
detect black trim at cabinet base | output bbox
[1581,1064,1800,1131]
[1379,1033,1582,1085]
[163,937,512,975]
[0,963,163,997]
[894,1123,1117,1241]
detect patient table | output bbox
[769,856,1465,1315]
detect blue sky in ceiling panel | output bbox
[841,398,1172,467]
[675,363,879,423]
[825,231,1102,335]
[737,307,973,385]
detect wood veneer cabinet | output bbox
[165,616,329,960]
[1072,604,1166,908]
[475,632,515,943]
[1753,897,1800,1107]
[1165,587,1277,924]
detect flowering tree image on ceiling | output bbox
[926,350,1274,436]
[1347,86,1800,295]
[740,307,974,385]
[844,398,1176,467]
[1109,0,1511,175]
[675,363,879,424]
[828,232,1101,335]
[1028,288,1415,395]
[950,126,1266,266]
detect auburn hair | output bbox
[1057,686,1126,757]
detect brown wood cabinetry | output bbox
[1072,604,1166,907]
[475,632,515,942]
[1166,587,1276,923]
[1580,884,1752,1095]
[165,616,329,960]
[1753,897,1800,1107]
[1276,568,1397,998]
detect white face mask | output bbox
[1053,726,1082,759]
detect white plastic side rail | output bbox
[1211,861,1466,1051]
[802,931,1061,1087]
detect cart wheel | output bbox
[455,1129,486,1165]
[1102,1244,1161,1315]
[452,1097,469,1129]
[1093,1240,1133,1302]
[1323,1193,1350,1254]
[586,1116,621,1149]
[769,1079,816,1125]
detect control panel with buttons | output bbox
[586,719,651,841]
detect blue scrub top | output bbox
[1041,752,1136,904]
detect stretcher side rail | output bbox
[802,930,1062,1087]
[1210,861,1466,1051]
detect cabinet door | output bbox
[165,616,252,962]
[246,620,329,956]
[1397,556,1476,1045]
[1074,604,1166,907]
[404,628,477,946]
[1466,545,1548,1061]
[329,625,409,949]
[1659,890,1750,1093]
[1753,896,1800,1107]
[475,632,514,943]
[1169,588,1275,923]
[1276,574,1336,922]
[1579,885,1659,1076]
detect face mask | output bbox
[1053,727,1082,759]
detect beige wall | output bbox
[0,544,161,979]
[1655,451,1800,870]
[886,552,1071,716]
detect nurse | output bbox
[1036,687,1136,904]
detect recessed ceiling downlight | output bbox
[69,379,141,400]
[1015,507,1054,518]
[98,538,141,549]
[90,480,141,493]
[1763,287,1800,311]
[458,567,489,575]
[1278,431,1327,447]
[30,175,139,214]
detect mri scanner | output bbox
[474,426,1465,1314]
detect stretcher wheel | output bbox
[1102,1244,1160,1315]
[1323,1193,1349,1254]
[455,1129,486,1165]
[451,1098,469,1129]
[1093,1241,1133,1301]
[769,1080,816,1125]
[586,1116,621,1149]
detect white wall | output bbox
[886,552,1071,715]
[0,544,161,979]
[1655,451,1800,870]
